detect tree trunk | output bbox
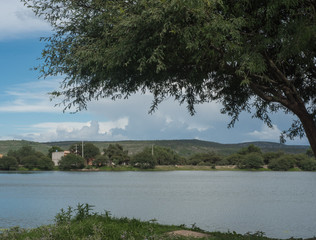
[294,106,316,157]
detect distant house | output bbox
[87,158,94,166]
[52,151,70,166]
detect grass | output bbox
[98,166,141,171]
[0,204,312,240]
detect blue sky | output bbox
[0,0,309,145]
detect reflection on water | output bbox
[0,171,316,239]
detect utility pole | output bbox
[82,141,84,158]
[152,144,154,156]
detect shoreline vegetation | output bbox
[0,165,303,172]
[0,204,314,240]
[65,165,295,172]
[0,142,315,172]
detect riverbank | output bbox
[80,165,302,172]
[0,165,305,173]
[0,204,313,240]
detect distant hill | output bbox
[0,139,309,156]
[0,140,51,155]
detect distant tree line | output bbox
[0,146,54,170]
[0,143,315,171]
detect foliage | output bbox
[0,204,281,240]
[238,153,264,169]
[130,148,157,169]
[39,156,55,170]
[268,155,296,171]
[0,156,18,170]
[22,0,316,156]
[153,145,183,165]
[238,145,262,155]
[294,154,316,171]
[20,154,54,170]
[306,148,315,158]
[262,151,284,165]
[69,142,100,160]
[188,152,224,166]
[59,154,85,170]
[55,203,95,225]
[93,155,109,167]
[7,146,37,164]
[225,153,244,165]
[83,143,100,160]
[7,146,54,170]
[103,144,129,165]
[48,146,64,158]
[298,158,316,171]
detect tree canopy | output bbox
[69,142,100,160]
[7,146,54,170]
[59,154,85,170]
[103,144,129,165]
[22,0,316,155]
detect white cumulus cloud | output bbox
[247,124,281,141]
[19,119,129,142]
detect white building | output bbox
[52,151,70,166]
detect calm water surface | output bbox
[0,171,316,239]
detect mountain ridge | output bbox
[0,139,309,156]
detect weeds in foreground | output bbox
[0,204,307,240]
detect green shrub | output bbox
[268,155,295,171]
[225,153,244,165]
[7,146,37,164]
[216,158,230,166]
[298,158,316,171]
[153,146,182,165]
[20,155,40,169]
[102,144,130,165]
[306,148,314,158]
[197,161,211,166]
[293,154,312,167]
[130,148,156,169]
[20,154,54,170]
[59,154,85,170]
[262,151,284,165]
[188,152,224,166]
[0,156,18,170]
[93,155,109,167]
[238,144,262,155]
[38,156,54,170]
[238,153,264,169]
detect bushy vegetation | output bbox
[93,155,109,167]
[262,152,284,165]
[59,154,85,170]
[238,153,264,169]
[0,204,284,240]
[268,155,296,171]
[130,147,157,169]
[1,142,315,171]
[69,142,101,164]
[0,156,18,170]
[187,152,226,167]
[103,144,130,165]
[1,146,54,170]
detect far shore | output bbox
[1,165,307,172]
[66,164,301,172]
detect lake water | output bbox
[0,171,316,239]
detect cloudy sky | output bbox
[0,0,309,145]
